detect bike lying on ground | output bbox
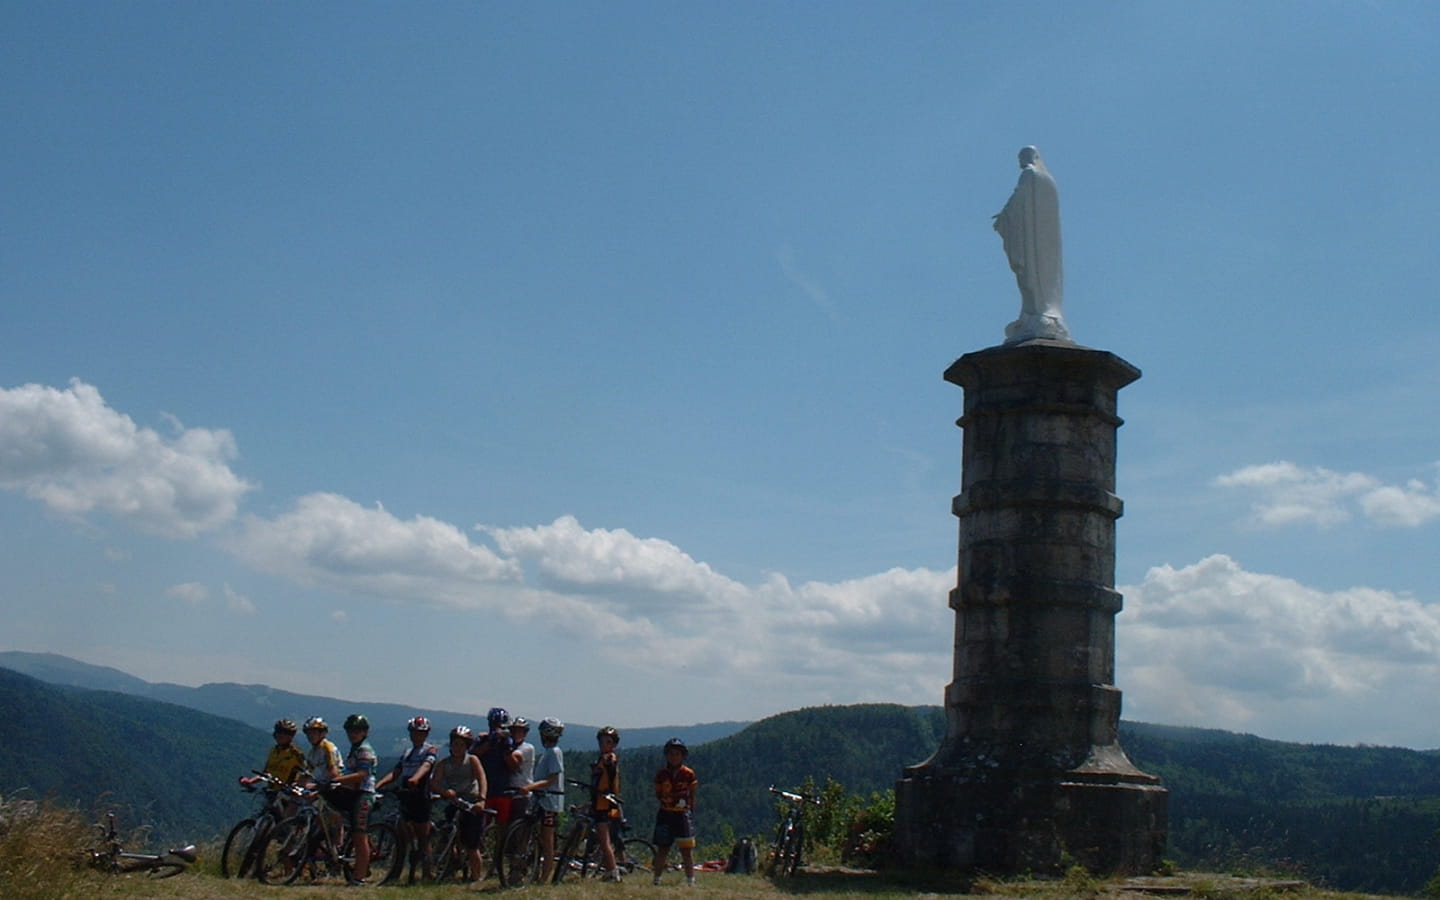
[766,785,820,877]
[552,778,654,883]
[221,770,305,878]
[86,811,197,879]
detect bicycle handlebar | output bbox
[564,778,620,806]
[768,785,821,805]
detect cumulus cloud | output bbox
[1118,554,1440,743]
[486,515,748,604]
[0,380,252,537]
[226,492,522,605]
[1217,461,1440,528]
[231,501,954,706]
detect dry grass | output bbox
[0,800,1404,900]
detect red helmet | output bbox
[408,716,431,733]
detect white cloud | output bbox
[1217,461,1440,529]
[0,380,252,537]
[165,582,210,605]
[230,501,954,707]
[226,493,522,606]
[223,584,256,615]
[1118,554,1440,744]
[1359,478,1440,527]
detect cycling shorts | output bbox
[486,794,514,825]
[398,790,432,824]
[348,793,374,831]
[652,809,695,848]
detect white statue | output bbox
[993,146,1071,343]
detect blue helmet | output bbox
[487,707,512,728]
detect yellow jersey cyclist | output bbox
[240,718,306,788]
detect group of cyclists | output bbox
[244,704,699,886]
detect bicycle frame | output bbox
[553,778,652,882]
[766,785,819,877]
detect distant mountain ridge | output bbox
[6,653,1439,894]
[0,651,749,755]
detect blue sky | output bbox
[4,1,1439,747]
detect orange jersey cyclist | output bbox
[650,737,698,885]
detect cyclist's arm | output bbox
[471,755,487,802]
[407,757,435,791]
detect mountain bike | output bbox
[221,770,304,878]
[498,788,565,888]
[766,785,820,877]
[552,778,654,883]
[254,786,400,885]
[425,794,496,883]
[370,785,432,884]
[86,811,197,879]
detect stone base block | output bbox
[893,769,1168,875]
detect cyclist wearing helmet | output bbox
[241,718,306,788]
[650,738,698,886]
[471,707,522,828]
[376,716,439,883]
[591,726,622,881]
[302,716,343,786]
[518,718,565,882]
[333,713,378,884]
[509,716,536,795]
[431,725,487,881]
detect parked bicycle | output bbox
[425,794,496,883]
[552,778,654,883]
[254,785,401,885]
[221,770,304,878]
[766,785,820,877]
[86,811,196,879]
[498,788,565,888]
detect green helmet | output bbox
[343,713,370,731]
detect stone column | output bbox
[893,339,1167,875]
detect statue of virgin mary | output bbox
[993,146,1072,343]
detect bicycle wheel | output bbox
[618,837,655,877]
[146,861,189,878]
[430,824,466,883]
[366,820,402,884]
[500,819,539,888]
[781,820,804,876]
[256,816,309,885]
[220,818,257,878]
[552,819,590,883]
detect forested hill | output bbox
[584,705,1440,895]
[6,667,1439,894]
[0,666,260,842]
[571,703,946,852]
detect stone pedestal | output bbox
[893,339,1167,875]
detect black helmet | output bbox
[343,713,370,731]
[663,737,688,756]
[274,718,299,736]
[596,725,620,744]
